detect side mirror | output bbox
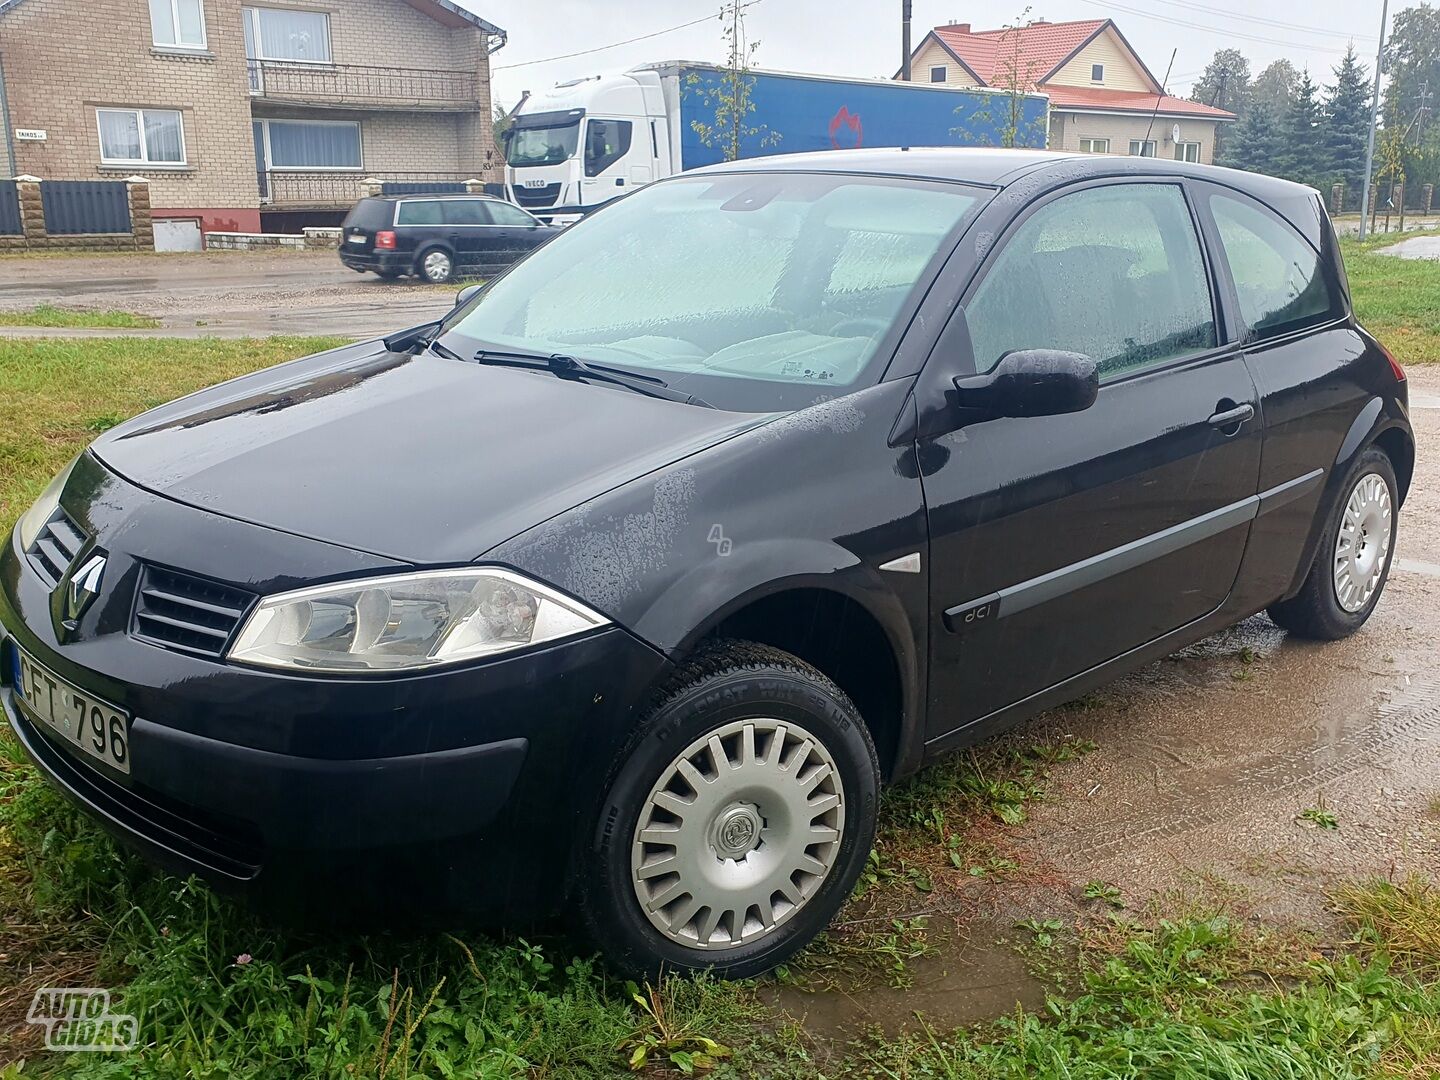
[953,350,1098,419]
[454,283,483,308]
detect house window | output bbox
[1175,141,1201,163]
[1091,63,1104,82]
[257,119,361,168]
[97,108,186,165]
[1079,138,1110,154]
[149,0,206,48]
[1129,139,1157,157]
[243,6,331,62]
[930,66,947,83]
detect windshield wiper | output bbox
[470,349,715,409]
[426,337,469,364]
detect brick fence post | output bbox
[125,176,153,251]
[1330,183,1344,214]
[14,174,45,243]
[1424,184,1435,216]
[363,177,383,198]
[464,178,485,195]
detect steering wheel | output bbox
[830,317,888,338]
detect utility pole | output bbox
[1359,0,1389,240]
[901,0,913,81]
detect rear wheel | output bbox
[416,246,453,284]
[1268,447,1398,640]
[579,640,879,979]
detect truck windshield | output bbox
[504,114,582,168]
[442,172,989,412]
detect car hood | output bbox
[90,341,770,564]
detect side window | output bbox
[1209,192,1341,340]
[483,201,537,227]
[397,201,443,226]
[966,184,1216,380]
[584,119,633,177]
[441,200,489,226]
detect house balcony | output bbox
[247,60,480,112]
[258,170,480,208]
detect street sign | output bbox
[15,129,46,141]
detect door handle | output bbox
[1207,402,1255,430]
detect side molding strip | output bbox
[942,469,1325,630]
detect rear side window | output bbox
[441,200,489,226]
[483,201,535,227]
[1208,192,1342,340]
[396,200,443,226]
[966,183,1216,380]
[343,198,393,229]
[584,119,632,177]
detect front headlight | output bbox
[15,456,79,552]
[228,568,609,674]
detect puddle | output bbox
[1378,236,1440,260]
[763,923,1045,1038]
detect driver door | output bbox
[920,180,1262,738]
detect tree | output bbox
[687,1,779,162]
[1382,4,1440,136]
[1323,46,1372,201]
[1225,98,1283,175]
[1250,59,1299,114]
[1190,48,1251,160]
[953,8,1048,148]
[1274,68,1324,184]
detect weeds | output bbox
[0,304,162,329]
[1300,804,1341,831]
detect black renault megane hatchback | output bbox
[1,149,1414,977]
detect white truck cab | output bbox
[503,70,671,224]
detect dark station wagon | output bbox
[1,149,1415,979]
[339,193,559,283]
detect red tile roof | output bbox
[1044,85,1236,119]
[933,18,1114,89]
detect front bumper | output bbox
[0,459,671,918]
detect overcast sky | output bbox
[464,0,1407,112]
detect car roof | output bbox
[376,193,507,202]
[693,147,1319,201]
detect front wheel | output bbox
[579,640,879,979]
[1268,447,1398,640]
[416,246,454,284]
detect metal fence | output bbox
[248,60,477,109]
[40,181,131,235]
[0,181,20,235]
[381,180,468,196]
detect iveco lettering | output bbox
[0,150,1415,978]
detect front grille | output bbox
[27,511,87,588]
[513,183,561,209]
[133,565,255,659]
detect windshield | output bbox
[504,113,582,168]
[442,172,988,412]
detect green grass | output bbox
[1342,237,1440,365]
[0,305,161,329]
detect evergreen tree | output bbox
[1274,69,1323,183]
[1323,46,1372,200]
[1226,99,1283,175]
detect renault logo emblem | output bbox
[64,555,106,624]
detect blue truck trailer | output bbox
[502,62,1049,220]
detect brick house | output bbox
[899,18,1233,163]
[0,0,506,241]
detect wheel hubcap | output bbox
[424,252,450,280]
[1333,471,1393,613]
[631,718,845,951]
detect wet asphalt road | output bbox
[0,251,455,339]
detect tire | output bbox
[579,640,879,979]
[1268,447,1399,640]
[416,246,454,284]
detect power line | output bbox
[492,2,765,73]
[1130,0,1375,43]
[1073,0,1357,55]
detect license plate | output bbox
[15,650,131,774]
[346,234,367,244]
